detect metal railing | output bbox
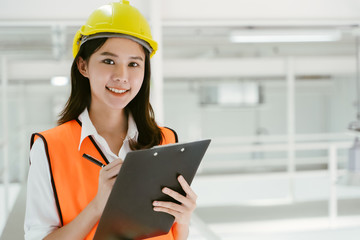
[201,137,354,229]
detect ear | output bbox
[77,57,89,78]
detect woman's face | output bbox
[77,37,146,111]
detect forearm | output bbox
[173,222,189,240]
[44,200,100,240]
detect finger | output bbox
[163,187,197,210]
[153,200,186,213]
[105,164,122,178]
[153,205,182,219]
[101,160,123,179]
[104,158,123,170]
[162,187,189,205]
[178,175,197,200]
[108,177,116,187]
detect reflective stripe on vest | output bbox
[30,119,178,240]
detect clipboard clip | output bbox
[153,147,185,157]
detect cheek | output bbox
[132,80,144,97]
[135,77,144,87]
[89,78,100,90]
[88,68,107,87]
[88,77,105,98]
[132,72,145,92]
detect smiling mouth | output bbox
[106,86,129,94]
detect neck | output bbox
[88,105,128,137]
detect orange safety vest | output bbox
[30,119,179,240]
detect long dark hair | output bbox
[58,38,162,149]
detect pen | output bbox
[82,153,106,168]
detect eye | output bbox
[129,62,139,67]
[103,59,115,65]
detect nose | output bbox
[113,64,128,83]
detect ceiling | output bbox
[0,25,357,59]
[1,0,360,82]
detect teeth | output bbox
[107,87,127,94]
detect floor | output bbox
[0,183,21,239]
[2,170,360,239]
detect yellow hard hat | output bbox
[72,0,158,58]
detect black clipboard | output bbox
[93,139,211,240]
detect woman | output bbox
[24,1,197,239]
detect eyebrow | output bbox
[100,52,144,61]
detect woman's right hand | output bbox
[92,158,123,216]
[43,158,124,240]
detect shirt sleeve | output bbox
[24,137,61,240]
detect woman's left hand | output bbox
[152,175,197,226]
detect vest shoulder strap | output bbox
[30,120,80,149]
[160,127,178,144]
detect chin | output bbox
[108,103,129,110]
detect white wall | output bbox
[163,77,355,141]
[2,0,360,24]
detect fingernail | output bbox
[162,187,168,193]
[153,201,159,206]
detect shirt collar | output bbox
[78,108,138,151]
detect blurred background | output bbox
[1,0,360,239]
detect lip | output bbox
[106,86,129,94]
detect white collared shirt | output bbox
[24,109,138,240]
